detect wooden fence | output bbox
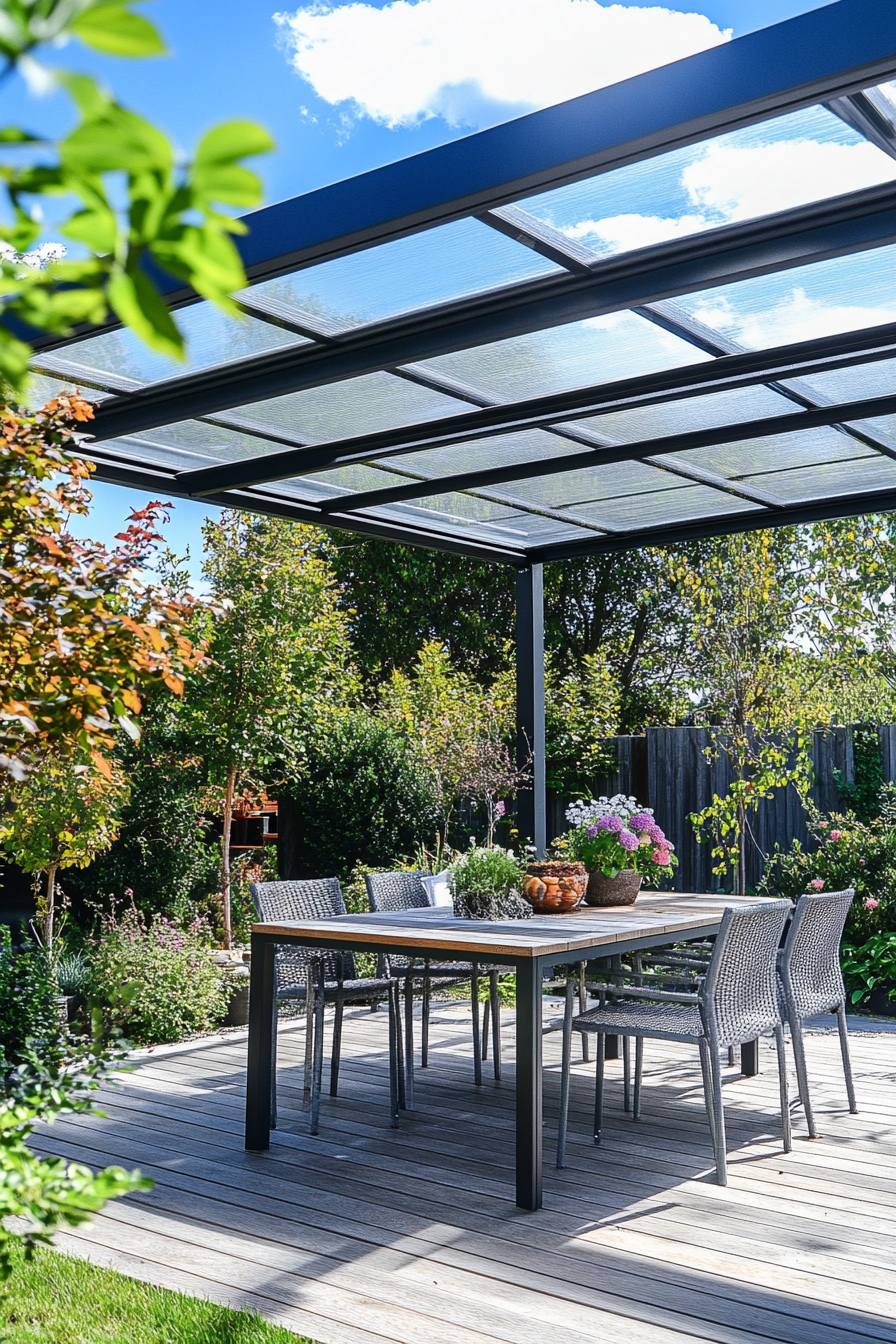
[550,725,895,894]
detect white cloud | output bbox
[682,139,896,222]
[563,136,896,256]
[274,0,730,129]
[689,290,896,349]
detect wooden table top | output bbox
[252,891,761,959]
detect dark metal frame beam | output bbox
[530,485,896,563]
[22,0,896,348]
[172,322,896,495]
[314,392,896,515]
[88,183,896,444]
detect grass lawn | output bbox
[1,1247,316,1343]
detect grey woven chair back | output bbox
[249,878,355,992]
[780,888,854,1020]
[702,900,792,1047]
[365,870,429,913]
[365,871,429,973]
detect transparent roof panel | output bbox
[567,485,762,531]
[49,301,310,387]
[249,217,563,331]
[672,244,896,350]
[498,459,686,509]
[515,103,896,262]
[419,310,711,402]
[241,371,469,442]
[568,383,799,443]
[385,428,582,479]
[746,454,896,503]
[664,426,876,480]
[793,354,896,405]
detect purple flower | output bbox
[586,824,600,837]
[599,815,624,834]
[619,830,640,853]
[647,823,666,844]
[630,812,653,832]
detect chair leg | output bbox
[633,1037,644,1121]
[836,1003,858,1115]
[471,963,482,1086]
[422,975,431,1068]
[330,997,344,1097]
[395,980,407,1112]
[388,980,400,1129]
[708,1038,728,1184]
[774,1025,792,1154]
[727,1046,736,1067]
[482,995,490,1061]
[556,979,575,1168]
[622,1036,631,1113]
[303,970,314,1112]
[579,963,590,1063]
[697,1038,717,1151]
[489,970,501,1080]
[404,971,415,1110]
[593,1033,605,1144]
[271,992,279,1130]
[790,1015,817,1137]
[309,968,325,1136]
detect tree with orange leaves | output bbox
[0,393,204,780]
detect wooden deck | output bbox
[32,1000,896,1344]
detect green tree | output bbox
[0,0,273,389]
[0,748,127,947]
[678,530,834,894]
[180,514,356,947]
[278,711,440,880]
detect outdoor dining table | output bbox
[245,890,760,1210]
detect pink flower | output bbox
[865,897,880,910]
[495,800,506,817]
[859,859,866,866]
[829,830,841,842]
[652,848,671,865]
[125,888,134,898]
[809,878,824,891]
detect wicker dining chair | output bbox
[779,888,858,1136]
[365,871,502,1102]
[557,899,793,1184]
[249,878,397,1133]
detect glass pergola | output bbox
[22,0,896,850]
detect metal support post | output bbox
[516,564,546,858]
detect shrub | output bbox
[759,794,896,942]
[88,905,228,1045]
[841,934,896,1006]
[278,711,440,881]
[0,927,61,1068]
[451,845,524,900]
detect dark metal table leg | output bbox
[605,1034,620,1060]
[741,1039,759,1076]
[246,935,275,1151]
[515,958,543,1211]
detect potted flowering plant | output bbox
[564,795,676,906]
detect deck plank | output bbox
[34,1001,896,1344]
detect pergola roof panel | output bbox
[248,216,565,330]
[21,0,896,563]
[668,425,876,480]
[514,100,896,261]
[419,310,711,403]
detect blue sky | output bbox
[4,0,848,580]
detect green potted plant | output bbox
[450,845,530,921]
[565,795,677,906]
